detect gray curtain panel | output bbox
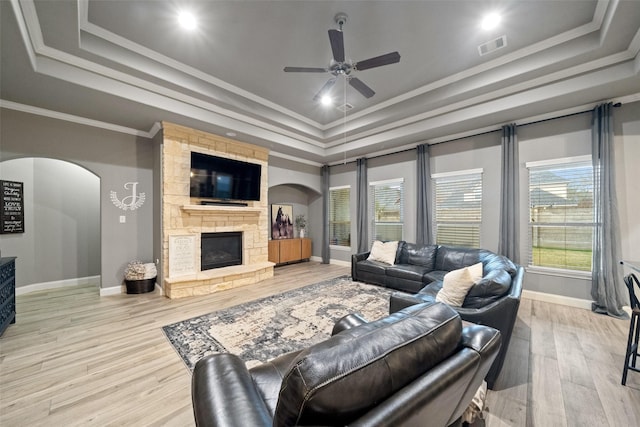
[356,158,369,253]
[321,165,330,264]
[498,124,520,263]
[416,144,433,245]
[591,103,627,318]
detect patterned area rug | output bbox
[162,276,393,371]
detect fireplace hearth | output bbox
[201,232,242,270]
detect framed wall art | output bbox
[271,204,294,239]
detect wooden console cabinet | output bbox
[268,238,311,265]
[0,257,16,336]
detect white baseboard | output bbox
[309,256,351,267]
[330,258,351,267]
[99,285,124,296]
[16,275,101,296]
[522,289,592,310]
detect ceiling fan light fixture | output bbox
[320,95,333,106]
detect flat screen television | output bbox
[190,152,261,201]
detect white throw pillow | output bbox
[436,262,483,307]
[367,240,399,265]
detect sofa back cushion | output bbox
[273,302,462,427]
[432,247,519,308]
[463,253,518,308]
[398,242,438,269]
[434,246,490,271]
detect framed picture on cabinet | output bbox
[271,204,294,239]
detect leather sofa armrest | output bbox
[351,252,371,280]
[353,252,371,262]
[332,313,368,335]
[388,291,426,314]
[192,354,272,427]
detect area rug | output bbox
[162,276,393,371]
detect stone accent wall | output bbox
[161,122,273,298]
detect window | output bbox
[329,186,351,247]
[369,179,404,244]
[527,156,593,272]
[432,169,483,248]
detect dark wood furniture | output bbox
[268,238,311,265]
[0,257,16,336]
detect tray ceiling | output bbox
[1,0,640,164]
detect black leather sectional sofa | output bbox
[352,242,524,389]
[192,302,501,427]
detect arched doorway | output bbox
[0,158,100,292]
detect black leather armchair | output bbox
[192,302,501,427]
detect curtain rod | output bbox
[328,102,622,169]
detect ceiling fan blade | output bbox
[328,29,345,63]
[354,51,401,71]
[312,78,337,101]
[284,66,327,73]
[349,77,375,98]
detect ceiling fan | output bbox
[284,13,401,101]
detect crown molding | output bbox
[0,99,156,137]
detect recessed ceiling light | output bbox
[178,11,197,30]
[481,12,501,31]
[320,95,333,106]
[226,132,237,137]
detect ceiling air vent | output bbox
[336,103,354,112]
[478,35,507,56]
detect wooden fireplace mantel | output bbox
[180,205,263,216]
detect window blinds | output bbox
[527,159,593,271]
[433,171,482,248]
[369,179,404,245]
[329,186,351,246]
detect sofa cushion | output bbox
[385,264,431,282]
[436,263,483,307]
[397,243,438,269]
[434,246,490,272]
[367,240,399,265]
[424,270,448,283]
[273,303,462,427]
[355,259,389,275]
[482,253,518,276]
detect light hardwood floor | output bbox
[1,262,638,426]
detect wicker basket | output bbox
[125,277,156,294]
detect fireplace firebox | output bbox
[201,232,242,270]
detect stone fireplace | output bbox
[161,122,274,298]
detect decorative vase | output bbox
[125,277,156,294]
[299,228,305,238]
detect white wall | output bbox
[430,132,502,253]
[518,113,593,299]
[1,108,154,289]
[268,156,322,255]
[614,102,640,266]
[0,158,100,287]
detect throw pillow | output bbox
[367,240,399,265]
[436,262,483,307]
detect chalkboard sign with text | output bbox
[1,180,24,234]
